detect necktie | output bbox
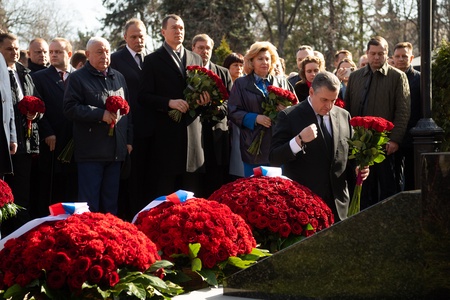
[59,71,65,82]
[135,53,143,68]
[8,70,23,102]
[319,115,333,156]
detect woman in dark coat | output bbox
[228,41,295,177]
[294,55,324,102]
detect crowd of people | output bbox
[0,13,419,237]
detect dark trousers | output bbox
[2,153,32,236]
[124,136,157,220]
[360,154,398,210]
[395,147,416,191]
[77,161,121,215]
[35,146,78,218]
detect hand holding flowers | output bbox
[347,116,394,217]
[17,95,45,138]
[105,96,129,136]
[169,65,229,122]
[248,85,298,156]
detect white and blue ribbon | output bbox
[132,190,194,224]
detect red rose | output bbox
[67,272,87,291]
[47,271,66,290]
[202,252,218,269]
[154,268,165,280]
[88,265,104,284]
[104,271,120,287]
[72,256,92,273]
[278,223,292,238]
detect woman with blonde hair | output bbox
[294,55,324,102]
[228,41,295,177]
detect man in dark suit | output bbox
[32,37,78,217]
[191,33,232,197]
[110,18,151,219]
[270,71,368,221]
[27,38,49,74]
[0,33,42,235]
[139,14,209,198]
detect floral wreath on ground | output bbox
[0,179,23,222]
[0,212,183,300]
[209,176,334,253]
[134,198,268,288]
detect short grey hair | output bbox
[311,71,341,92]
[86,37,110,51]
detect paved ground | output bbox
[174,287,260,300]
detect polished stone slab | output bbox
[223,153,450,300]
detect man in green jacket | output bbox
[345,36,410,209]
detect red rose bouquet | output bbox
[248,85,298,156]
[0,212,183,299]
[347,116,394,216]
[17,95,45,138]
[134,198,267,287]
[0,179,23,222]
[209,176,334,253]
[105,95,130,136]
[168,65,229,122]
[335,97,345,108]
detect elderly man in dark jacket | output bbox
[64,37,132,215]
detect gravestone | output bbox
[224,153,450,299]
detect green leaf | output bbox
[191,257,202,272]
[306,223,314,230]
[147,260,174,273]
[352,140,365,149]
[240,251,269,262]
[113,282,147,299]
[227,256,256,269]
[378,136,390,145]
[279,235,305,249]
[374,153,386,163]
[144,275,170,290]
[188,243,201,259]
[197,269,218,286]
[189,109,196,118]
[3,284,26,299]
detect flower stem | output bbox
[347,170,363,217]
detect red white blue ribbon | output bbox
[0,202,90,250]
[132,190,194,223]
[49,202,90,216]
[253,166,283,177]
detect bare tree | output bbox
[251,0,304,58]
[1,0,76,46]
